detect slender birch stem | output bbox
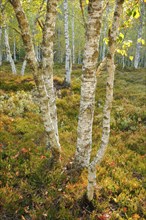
[64,0,71,85]
[74,0,104,169]
[0,26,2,66]
[134,0,145,69]
[41,0,60,146]
[4,27,17,74]
[21,59,27,76]
[87,0,124,201]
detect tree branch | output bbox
[79,0,87,29]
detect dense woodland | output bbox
[0,0,146,219]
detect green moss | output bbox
[0,66,146,219]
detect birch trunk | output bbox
[87,0,124,201]
[13,35,16,62]
[41,0,60,145]
[134,0,144,69]
[0,26,2,66]
[21,59,27,76]
[102,4,110,60]
[4,27,17,74]
[72,4,75,64]
[9,0,61,162]
[74,0,104,169]
[64,0,71,85]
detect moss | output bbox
[0,66,146,219]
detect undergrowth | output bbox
[0,64,146,219]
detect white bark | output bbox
[122,56,125,69]
[74,0,104,169]
[4,27,17,74]
[0,26,2,66]
[87,0,124,201]
[21,59,27,75]
[13,35,16,62]
[64,0,71,85]
[101,3,110,60]
[9,0,61,162]
[41,0,60,147]
[134,0,145,69]
[72,4,75,64]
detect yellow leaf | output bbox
[119,32,124,39]
[129,56,134,61]
[137,38,145,45]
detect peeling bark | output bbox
[64,0,72,85]
[74,0,104,169]
[41,0,60,145]
[9,0,61,162]
[87,0,124,201]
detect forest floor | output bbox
[0,63,146,220]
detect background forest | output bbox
[0,0,146,219]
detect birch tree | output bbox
[64,0,72,85]
[72,2,75,64]
[0,26,2,66]
[101,2,110,61]
[87,0,124,201]
[73,0,104,169]
[9,0,61,164]
[21,59,27,76]
[134,0,145,69]
[4,27,17,74]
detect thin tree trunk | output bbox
[87,0,124,201]
[21,59,27,75]
[78,50,81,64]
[134,0,144,69]
[41,0,60,146]
[58,28,62,63]
[9,0,61,163]
[4,27,17,74]
[72,3,75,64]
[13,34,17,62]
[102,3,110,60]
[73,0,104,169]
[0,26,2,66]
[64,0,71,85]
[122,55,125,69]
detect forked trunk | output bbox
[9,0,61,163]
